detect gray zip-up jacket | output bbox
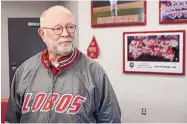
[5,51,121,123]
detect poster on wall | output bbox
[91,0,146,28]
[87,36,99,62]
[159,0,187,24]
[123,30,185,75]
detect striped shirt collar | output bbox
[41,47,80,75]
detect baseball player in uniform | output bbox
[170,37,179,61]
[5,5,121,123]
[109,0,118,16]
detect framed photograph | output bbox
[159,0,187,24]
[91,0,146,28]
[123,30,185,75]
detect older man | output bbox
[5,5,121,123]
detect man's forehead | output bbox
[43,11,74,27]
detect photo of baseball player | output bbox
[92,0,145,25]
[127,35,180,62]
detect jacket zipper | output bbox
[49,75,57,123]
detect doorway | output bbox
[8,18,46,88]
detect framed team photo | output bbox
[123,30,186,75]
[91,0,146,28]
[159,0,187,24]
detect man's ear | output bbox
[38,28,45,41]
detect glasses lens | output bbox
[66,24,76,33]
[53,26,62,35]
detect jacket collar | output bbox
[41,47,80,75]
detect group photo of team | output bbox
[127,35,180,62]
[160,0,187,21]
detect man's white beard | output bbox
[46,39,74,56]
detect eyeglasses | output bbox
[42,24,76,35]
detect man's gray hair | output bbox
[40,5,74,28]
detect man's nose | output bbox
[60,27,69,37]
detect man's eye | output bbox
[67,25,74,29]
[54,27,61,30]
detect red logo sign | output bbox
[87,36,99,59]
[22,93,86,114]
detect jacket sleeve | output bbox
[89,61,121,123]
[5,67,23,123]
[96,73,121,123]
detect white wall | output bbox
[78,1,187,123]
[1,1,60,98]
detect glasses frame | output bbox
[42,24,77,35]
